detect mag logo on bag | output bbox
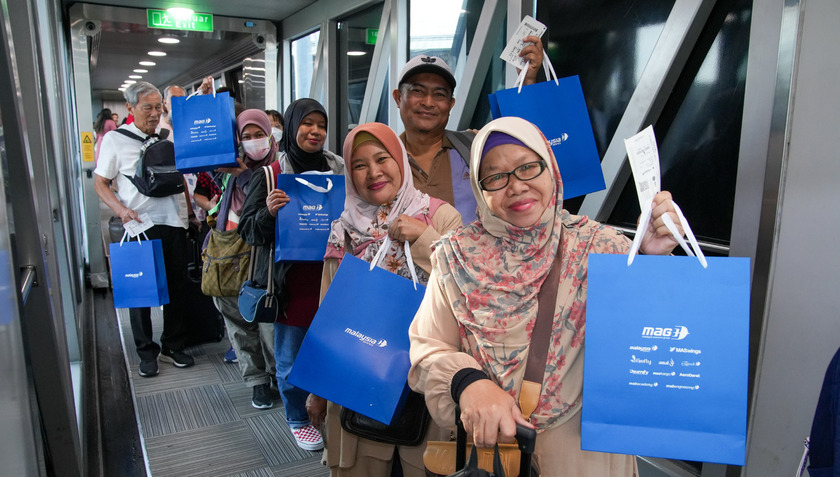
[641,325,690,340]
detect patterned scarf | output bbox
[432,117,630,429]
[325,123,433,283]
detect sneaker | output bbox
[251,383,274,409]
[224,346,238,363]
[159,348,195,368]
[138,359,158,377]
[291,424,324,451]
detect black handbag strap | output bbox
[246,166,276,293]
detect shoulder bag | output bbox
[200,173,250,297]
[238,166,281,324]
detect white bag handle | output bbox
[186,77,215,100]
[514,49,559,93]
[627,200,707,268]
[294,176,333,193]
[369,236,420,290]
[118,230,150,246]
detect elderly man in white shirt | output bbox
[94,81,195,378]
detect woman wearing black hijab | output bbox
[277,98,343,174]
[238,98,344,451]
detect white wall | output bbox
[744,0,840,474]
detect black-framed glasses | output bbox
[478,160,548,191]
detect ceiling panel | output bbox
[66,0,317,94]
[65,0,316,23]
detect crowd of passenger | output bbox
[93,34,686,476]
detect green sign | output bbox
[366,28,379,45]
[147,9,213,32]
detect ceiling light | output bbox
[124,80,136,84]
[129,75,142,79]
[139,61,156,66]
[238,80,244,84]
[347,51,367,56]
[148,51,167,57]
[158,37,180,44]
[133,69,148,73]
[167,8,194,20]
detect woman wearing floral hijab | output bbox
[307,122,461,477]
[408,117,683,475]
[238,100,344,451]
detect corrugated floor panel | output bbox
[116,302,328,476]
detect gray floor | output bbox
[115,308,330,477]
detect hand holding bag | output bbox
[488,53,605,199]
[274,173,346,261]
[582,210,750,465]
[171,88,239,173]
[288,236,426,425]
[238,166,281,324]
[109,231,170,308]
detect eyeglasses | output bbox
[478,160,548,191]
[405,84,452,102]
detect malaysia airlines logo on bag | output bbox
[641,325,690,340]
[547,133,569,147]
[302,204,323,211]
[344,328,388,347]
[193,117,212,125]
[124,271,144,279]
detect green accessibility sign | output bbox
[147,9,213,32]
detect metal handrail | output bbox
[19,265,36,304]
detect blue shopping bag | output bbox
[109,235,169,308]
[489,75,605,199]
[171,92,239,173]
[582,253,750,465]
[288,253,425,424]
[274,173,346,262]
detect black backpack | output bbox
[113,128,184,197]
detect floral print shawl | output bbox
[431,117,631,429]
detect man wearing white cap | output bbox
[392,37,544,223]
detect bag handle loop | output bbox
[186,77,216,100]
[627,200,707,268]
[119,230,149,246]
[294,176,333,193]
[514,49,559,93]
[369,235,420,290]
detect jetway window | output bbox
[338,2,386,142]
[538,0,673,214]
[607,2,752,246]
[409,0,470,84]
[292,31,321,100]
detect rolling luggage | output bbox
[183,229,225,347]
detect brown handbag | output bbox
[423,246,562,476]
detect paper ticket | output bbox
[624,125,661,210]
[123,212,153,238]
[500,15,547,69]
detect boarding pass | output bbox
[500,15,547,69]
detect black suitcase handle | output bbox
[454,406,537,476]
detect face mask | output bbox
[271,127,283,142]
[242,136,271,160]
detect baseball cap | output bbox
[398,55,456,91]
